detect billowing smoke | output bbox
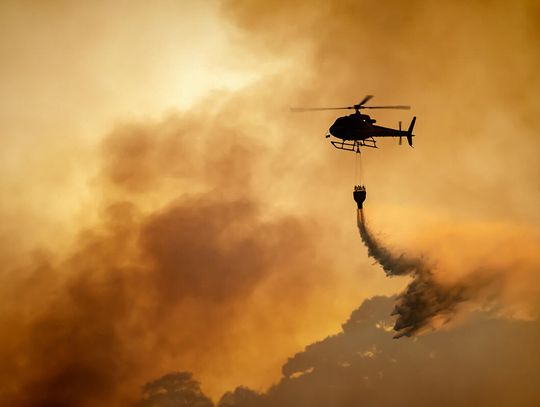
[0,108,337,406]
[357,209,470,337]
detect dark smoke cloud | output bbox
[357,209,475,337]
[0,109,331,406]
[144,296,540,406]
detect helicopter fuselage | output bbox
[290,95,415,150]
[327,112,416,150]
[329,113,402,141]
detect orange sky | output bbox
[1,1,539,405]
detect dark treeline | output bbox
[138,296,540,407]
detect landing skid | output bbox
[330,137,377,152]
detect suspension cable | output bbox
[355,149,363,185]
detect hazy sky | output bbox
[1,1,539,406]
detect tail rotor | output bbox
[406,116,416,147]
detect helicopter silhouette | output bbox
[291,95,416,152]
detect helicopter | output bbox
[291,95,416,152]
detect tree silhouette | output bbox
[218,386,264,407]
[136,372,214,407]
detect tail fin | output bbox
[406,116,416,147]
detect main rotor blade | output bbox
[290,107,352,112]
[362,105,410,110]
[357,95,374,106]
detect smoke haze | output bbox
[1,0,540,405]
